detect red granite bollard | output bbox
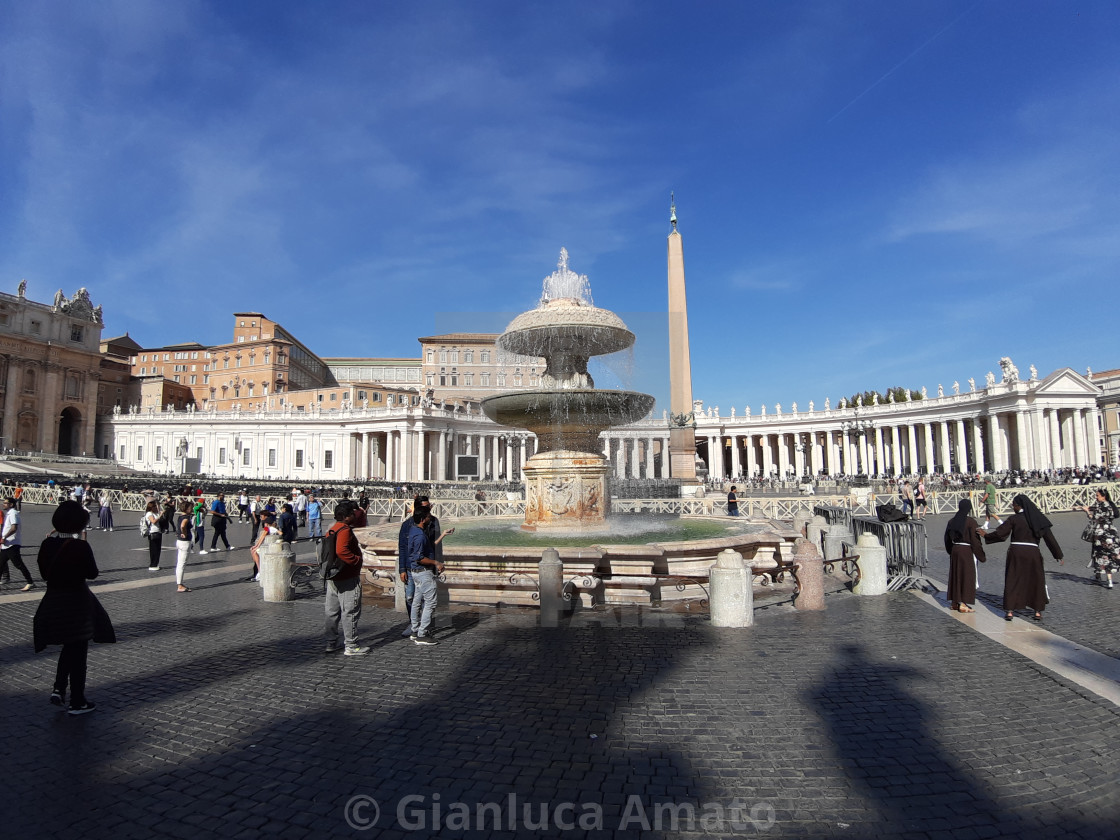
[792,537,825,611]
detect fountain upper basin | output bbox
[482,388,655,453]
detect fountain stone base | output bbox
[521,449,612,532]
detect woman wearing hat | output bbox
[33,501,115,715]
[981,494,1064,622]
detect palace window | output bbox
[324,450,334,469]
[481,373,490,387]
[218,447,226,464]
[295,449,304,468]
[439,349,447,363]
[426,350,434,363]
[464,373,473,386]
[464,350,473,363]
[70,325,84,342]
[137,445,143,460]
[268,448,277,467]
[450,350,458,364]
[497,373,506,387]
[155,446,162,462]
[481,350,490,363]
[242,449,251,466]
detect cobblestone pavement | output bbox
[918,510,1120,661]
[2,508,1119,839]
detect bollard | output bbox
[823,522,850,562]
[792,509,812,538]
[262,539,294,602]
[792,537,825,611]
[709,548,753,627]
[538,548,563,628]
[807,515,828,555]
[257,534,279,589]
[853,533,888,596]
[394,565,408,613]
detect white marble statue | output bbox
[730,407,736,418]
[1086,366,1093,379]
[855,395,862,407]
[839,397,846,409]
[1029,365,1038,381]
[887,391,895,403]
[903,390,911,402]
[760,405,767,416]
[824,398,830,411]
[808,400,814,412]
[937,384,944,398]
[986,371,996,387]
[968,377,975,392]
[872,392,879,405]
[774,403,781,415]
[952,381,959,395]
[17,279,26,298]
[744,405,750,417]
[791,402,797,414]
[921,386,928,399]
[998,357,1019,383]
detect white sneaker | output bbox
[343,645,370,656]
[199,550,208,555]
[227,546,236,551]
[252,574,260,582]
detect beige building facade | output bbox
[0,285,104,455]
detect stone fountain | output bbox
[482,249,655,531]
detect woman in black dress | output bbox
[1079,488,1119,589]
[981,494,1063,622]
[33,501,115,715]
[944,499,986,612]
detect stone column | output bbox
[385,430,396,481]
[2,358,19,450]
[853,533,888,596]
[873,426,884,476]
[841,430,851,474]
[761,434,774,478]
[810,433,822,477]
[1072,409,1087,467]
[729,434,740,478]
[938,422,952,473]
[921,424,934,474]
[793,437,805,478]
[777,434,790,479]
[661,436,671,478]
[1047,409,1061,470]
[890,426,902,476]
[826,431,838,477]
[987,414,1002,472]
[40,363,60,452]
[858,432,869,476]
[1086,407,1102,465]
[645,437,655,478]
[437,431,447,481]
[972,420,985,474]
[907,425,918,475]
[1030,409,1046,471]
[744,434,757,478]
[954,419,967,473]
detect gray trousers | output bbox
[325,575,362,646]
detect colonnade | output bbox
[349,429,537,482]
[698,406,1102,479]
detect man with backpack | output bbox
[323,501,368,656]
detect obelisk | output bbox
[667,194,698,482]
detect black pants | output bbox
[211,522,230,549]
[250,518,260,545]
[0,546,33,585]
[55,640,89,705]
[147,533,162,568]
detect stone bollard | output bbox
[394,565,408,613]
[806,515,828,555]
[257,534,279,589]
[823,522,850,562]
[853,532,888,596]
[709,548,753,627]
[792,509,812,537]
[538,548,563,628]
[262,539,294,602]
[792,537,825,611]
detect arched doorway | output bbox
[58,407,81,456]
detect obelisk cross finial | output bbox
[670,192,677,230]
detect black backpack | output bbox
[318,526,348,580]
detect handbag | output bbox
[1080,521,1094,542]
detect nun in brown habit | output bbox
[944,499,985,612]
[981,494,1063,622]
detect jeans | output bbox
[325,576,363,647]
[194,526,206,552]
[55,640,89,706]
[0,545,33,585]
[175,539,191,585]
[404,573,415,614]
[409,569,437,637]
[308,518,323,540]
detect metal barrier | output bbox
[813,503,853,530]
[851,516,928,590]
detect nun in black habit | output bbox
[980,494,1063,622]
[944,499,985,612]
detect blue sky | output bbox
[1,1,1117,414]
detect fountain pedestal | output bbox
[521,450,611,531]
